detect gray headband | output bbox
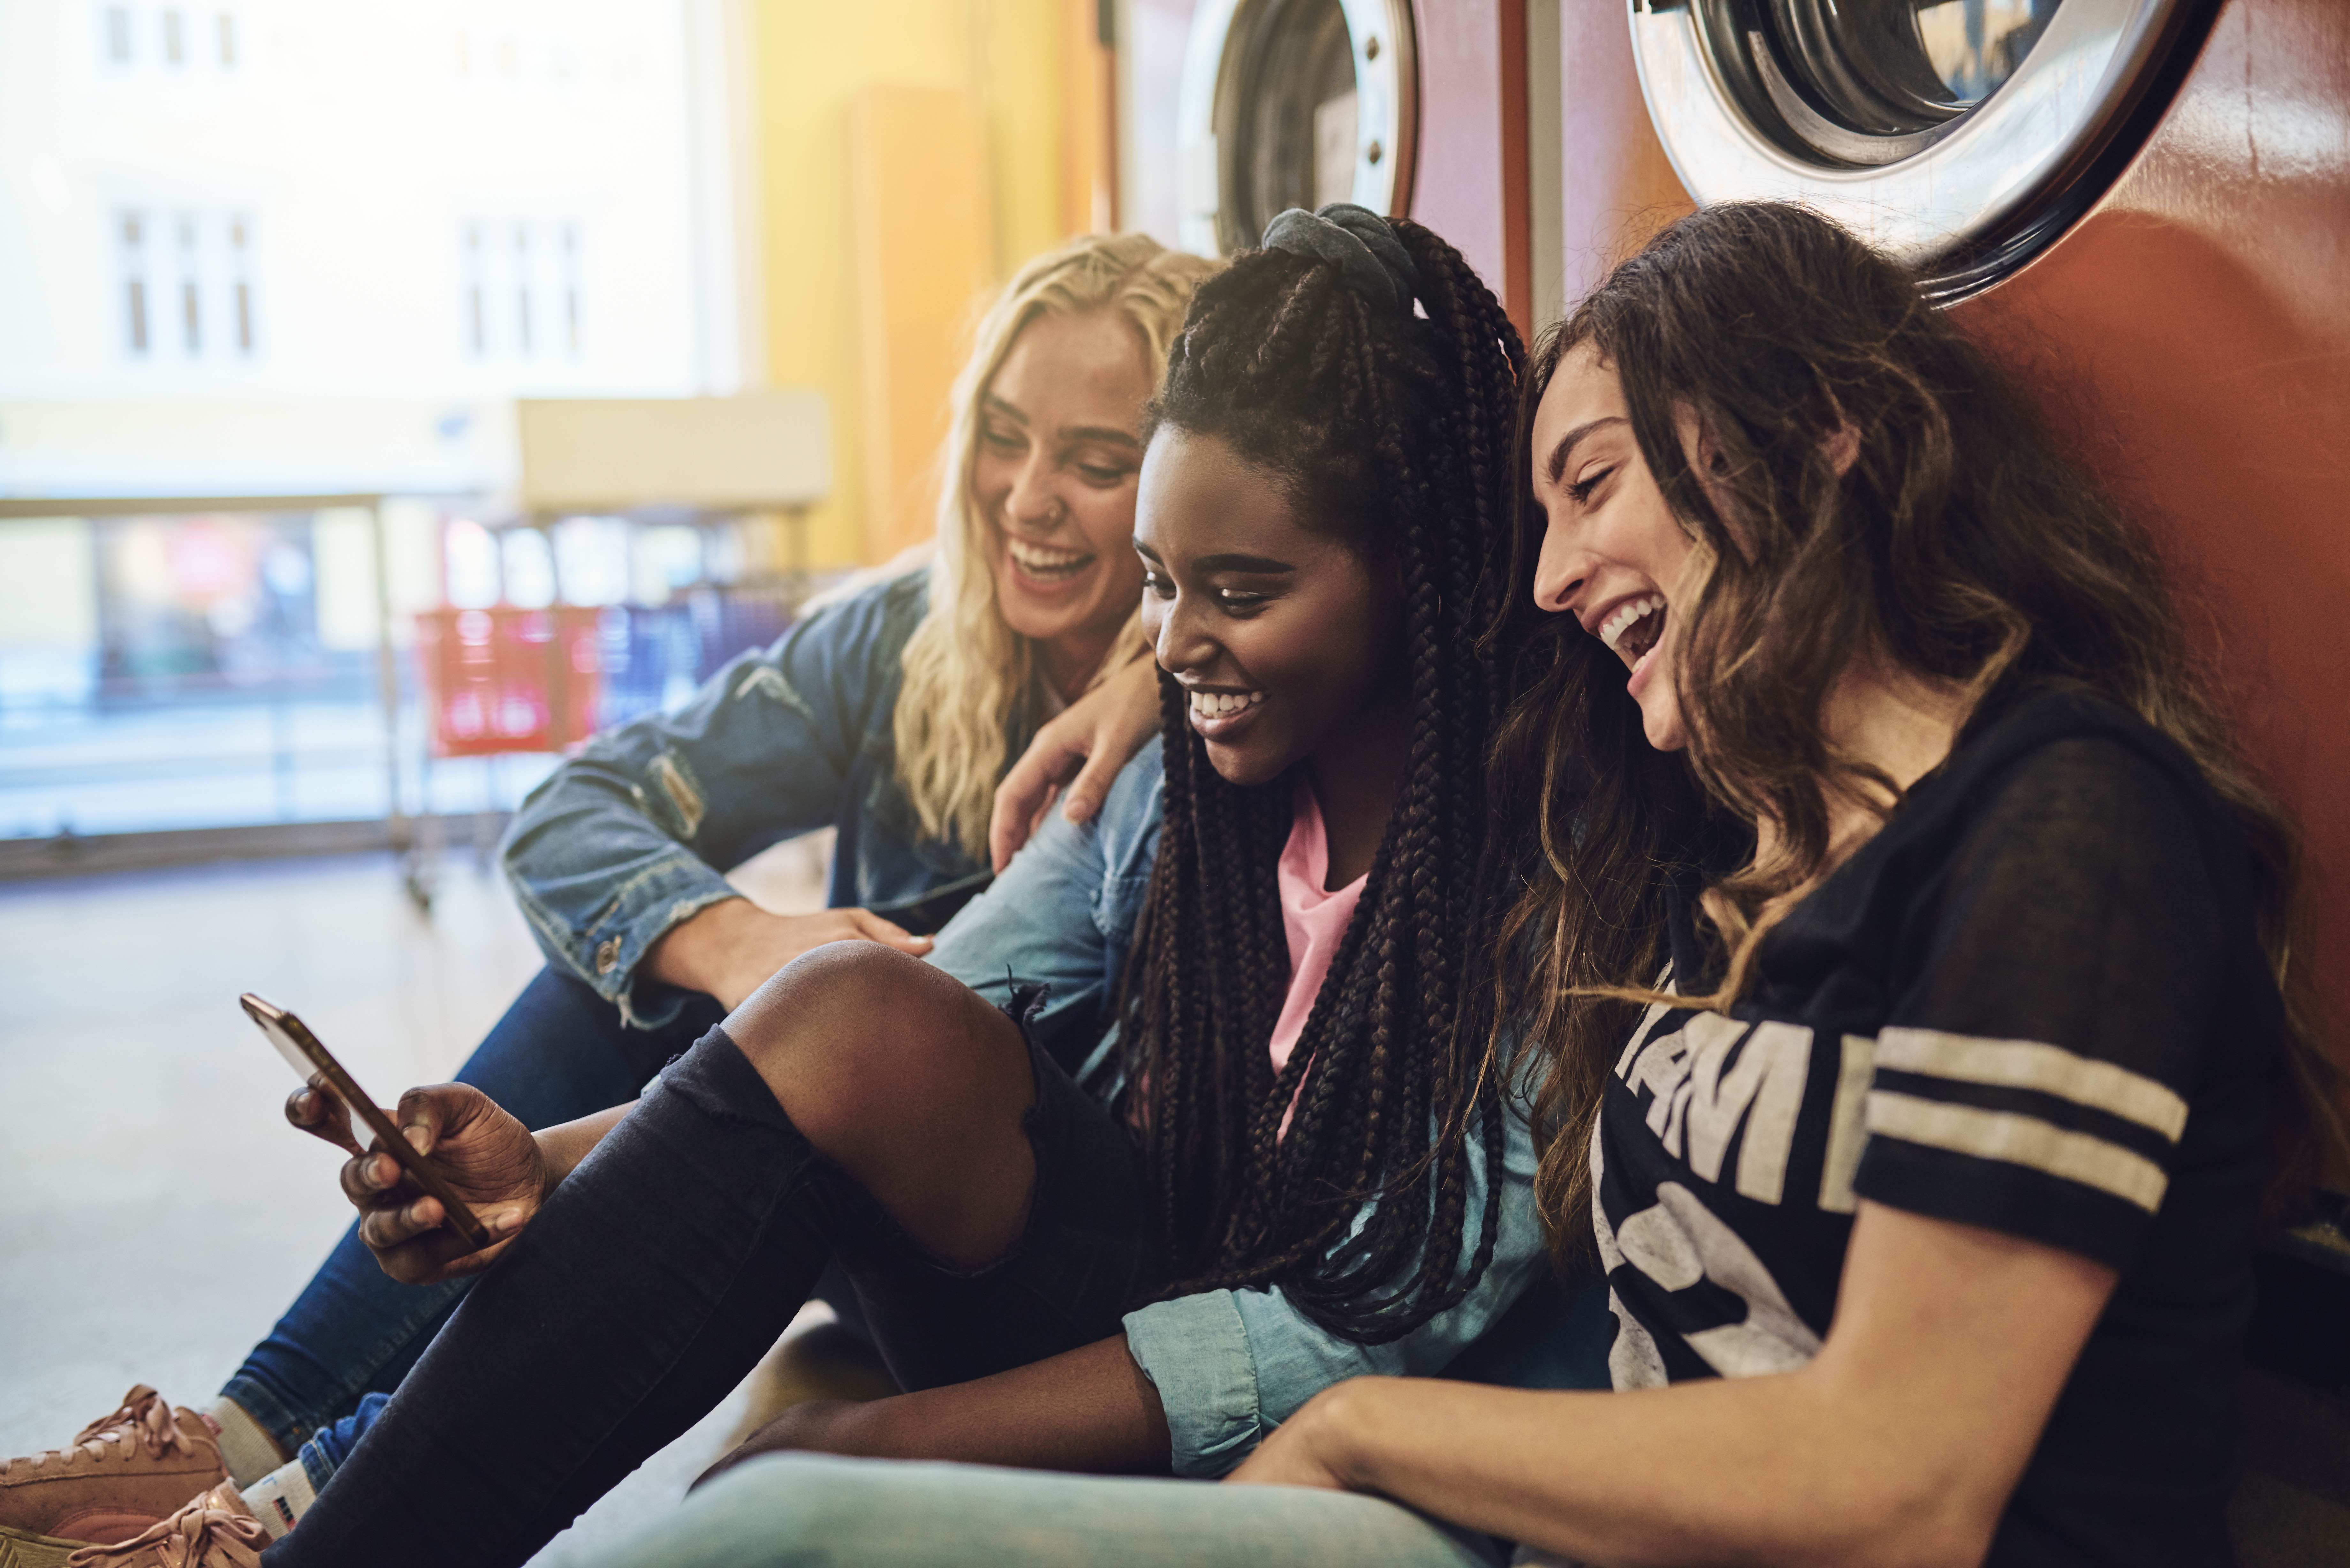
[1259,203,1419,316]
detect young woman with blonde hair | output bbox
[0,231,1215,1562]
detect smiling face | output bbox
[1528,341,1703,752]
[972,307,1158,692]
[1134,428,1403,788]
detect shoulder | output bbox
[1909,686,2232,868]
[772,568,932,670]
[800,567,931,640]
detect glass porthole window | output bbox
[1634,0,2206,295]
[1176,0,1416,258]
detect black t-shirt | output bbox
[1591,686,2281,1566]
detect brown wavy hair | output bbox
[1485,201,2337,1250]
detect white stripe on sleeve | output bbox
[1875,1027,2189,1142]
[1865,1090,2171,1211]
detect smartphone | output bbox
[239,992,493,1252]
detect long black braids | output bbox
[1118,214,1527,1343]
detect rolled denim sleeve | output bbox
[501,579,914,1027]
[1125,1047,1550,1478]
[927,747,1163,1072]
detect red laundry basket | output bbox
[416,607,603,758]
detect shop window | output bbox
[115,210,257,362]
[178,216,203,355]
[512,225,534,356]
[464,224,488,355]
[228,216,254,353]
[119,212,151,355]
[562,225,582,354]
[459,217,584,361]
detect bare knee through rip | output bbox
[722,942,1039,1268]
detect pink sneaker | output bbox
[61,1482,268,1568]
[0,1388,230,1554]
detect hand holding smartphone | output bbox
[239,992,495,1252]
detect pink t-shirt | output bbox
[1268,784,1367,1131]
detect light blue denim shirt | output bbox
[927,745,1550,1477]
[502,571,1008,1028]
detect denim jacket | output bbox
[928,745,1550,1478]
[502,572,999,1028]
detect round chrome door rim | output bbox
[1175,0,1418,258]
[1630,0,2185,273]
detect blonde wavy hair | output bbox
[895,233,1217,857]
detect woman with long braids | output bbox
[60,205,1560,1568]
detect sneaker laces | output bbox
[64,1485,268,1568]
[0,1387,191,1476]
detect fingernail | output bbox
[493,1210,524,1233]
[403,1125,430,1154]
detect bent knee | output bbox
[725,942,1024,1153]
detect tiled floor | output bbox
[0,838,830,1562]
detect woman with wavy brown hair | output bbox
[1214,200,2339,1568]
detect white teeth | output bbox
[1186,689,1264,720]
[1597,593,1666,652]
[1007,537,1091,575]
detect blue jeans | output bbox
[553,1454,1511,1568]
[219,965,726,1457]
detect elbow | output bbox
[1814,1485,2000,1568]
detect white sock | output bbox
[239,1458,316,1540]
[205,1399,286,1490]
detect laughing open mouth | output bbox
[1005,536,1094,583]
[1187,688,1263,720]
[1598,593,1667,672]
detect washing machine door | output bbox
[1176,0,1418,257]
[1631,0,2207,295]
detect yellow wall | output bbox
[851,86,993,562]
[751,0,1089,568]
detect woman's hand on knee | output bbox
[648,897,934,1011]
[334,1083,550,1285]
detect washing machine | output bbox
[1162,0,1536,328]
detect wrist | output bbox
[645,895,760,999]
